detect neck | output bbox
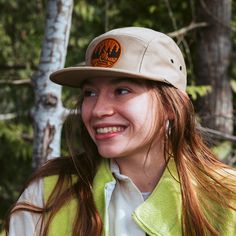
[114,141,166,192]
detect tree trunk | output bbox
[196,0,233,135]
[32,0,73,168]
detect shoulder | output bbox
[8,179,44,236]
[18,178,44,207]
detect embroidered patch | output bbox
[91,38,121,67]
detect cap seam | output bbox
[138,38,156,73]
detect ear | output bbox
[165,119,172,136]
[165,113,174,134]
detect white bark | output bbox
[32,0,73,168]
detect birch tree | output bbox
[31,0,73,168]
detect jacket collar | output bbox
[132,158,182,235]
[93,158,182,235]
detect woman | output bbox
[6,27,236,236]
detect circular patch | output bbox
[91,38,121,67]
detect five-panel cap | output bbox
[50,27,187,91]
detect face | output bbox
[81,77,165,159]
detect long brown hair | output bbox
[6,82,236,236]
[153,83,236,235]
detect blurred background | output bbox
[0,0,236,232]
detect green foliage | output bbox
[0,0,44,81]
[0,121,33,230]
[186,85,212,100]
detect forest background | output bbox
[0,0,236,231]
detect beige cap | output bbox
[50,27,187,91]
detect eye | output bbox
[82,89,97,97]
[115,87,131,95]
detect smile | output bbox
[96,126,125,134]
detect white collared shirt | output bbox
[108,161,148,236]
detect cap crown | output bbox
[85,27,187,91]
[50,27,187,91]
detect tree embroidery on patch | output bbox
[91,38,121,67]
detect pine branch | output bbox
[168,21,208,38]
[200,126,236,142]
[22,133,33,143]
[0,113,17,120]
[0,79,31,86]
[0,64,36,70]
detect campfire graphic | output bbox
[91,38,121,67]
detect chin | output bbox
[97,148,124,159]
[98,152,119,159]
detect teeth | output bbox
[96,126,124,134]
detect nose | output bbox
[92,93,115,118]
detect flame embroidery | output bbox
[91,38,121,67]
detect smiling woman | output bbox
[6,27,236,236]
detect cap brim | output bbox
[50,66,169,87]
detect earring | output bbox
[165,120,171,137]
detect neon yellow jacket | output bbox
[44,159,236,236]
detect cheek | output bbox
[139,94,165,134]
[81,103,90,126]
[123,98,153,128]
[81,104,95,140]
